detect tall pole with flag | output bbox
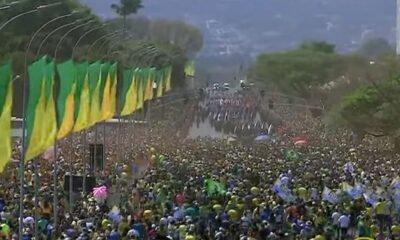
[18,3,68,237]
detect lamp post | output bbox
[36,17,88,58]
[2,8,36,30]
[18,4,76,238]
[49,19,95,223]
[87,31,121,56]
[27,12,80,237]
[397,0,400,54]
[134,48,159,67]
[100,36,131,61]
[54,19,95,61]
[0,2,62,31]
[0,1,19,10]
[72,23,108,59]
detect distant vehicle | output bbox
[223,83,230,90]
[212,83,220,90]
[240,80,245,88]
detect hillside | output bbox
[82,0,396,57]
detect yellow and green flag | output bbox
[136,69,145,110]
[73,62,90,132]
[0,61,13,172]
[88,61,102,126]
[42,61,57,150]
[165,66,172,92]
[100,63,117,120]
[25,57,57,161]
[56,60,76,139]
[99,63,111,121]
[144,68,154,101]
[120,68,138,116]
[108,63,118,119]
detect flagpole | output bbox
[69,134,73,212]
[82,130,87,195]
[117,117,121,163]
[19,3,71,237]
[94,125,98,176]
[102,122,106,175]
[53,141,58,233]
[34,158,39,240]
[29,14,82,235]
[51,19,95,215]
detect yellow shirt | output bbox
[314,235,326,240]
[392,225,400,235]
[185,235,195,240]
[102,219,110,230]
[375,202,386,215]
[297,187,308,199]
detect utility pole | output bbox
[397,0,400,54]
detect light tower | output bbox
[397,0,400,54]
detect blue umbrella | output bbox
[255,135,271,141]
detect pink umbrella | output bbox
[93,185,108,202]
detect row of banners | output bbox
[0,56,173,172]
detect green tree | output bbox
[356,38,394,59]
[299,41,336,53]
[111,0,143,34]
[339,76,400,151]
[250,41,341,98]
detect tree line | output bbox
[249,38,400,151]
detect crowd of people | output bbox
[194,91,268,138]
[0,90,399,240]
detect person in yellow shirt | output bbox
[185,234,195,240]
[374,199,386,233]
[296,186,308,201]
[391,223,400,238]
[313,234,326,240]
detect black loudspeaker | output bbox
[268,99,274,109]
[89,144,104,172]
[63,175,96,193]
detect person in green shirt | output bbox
[357,216,371,237]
